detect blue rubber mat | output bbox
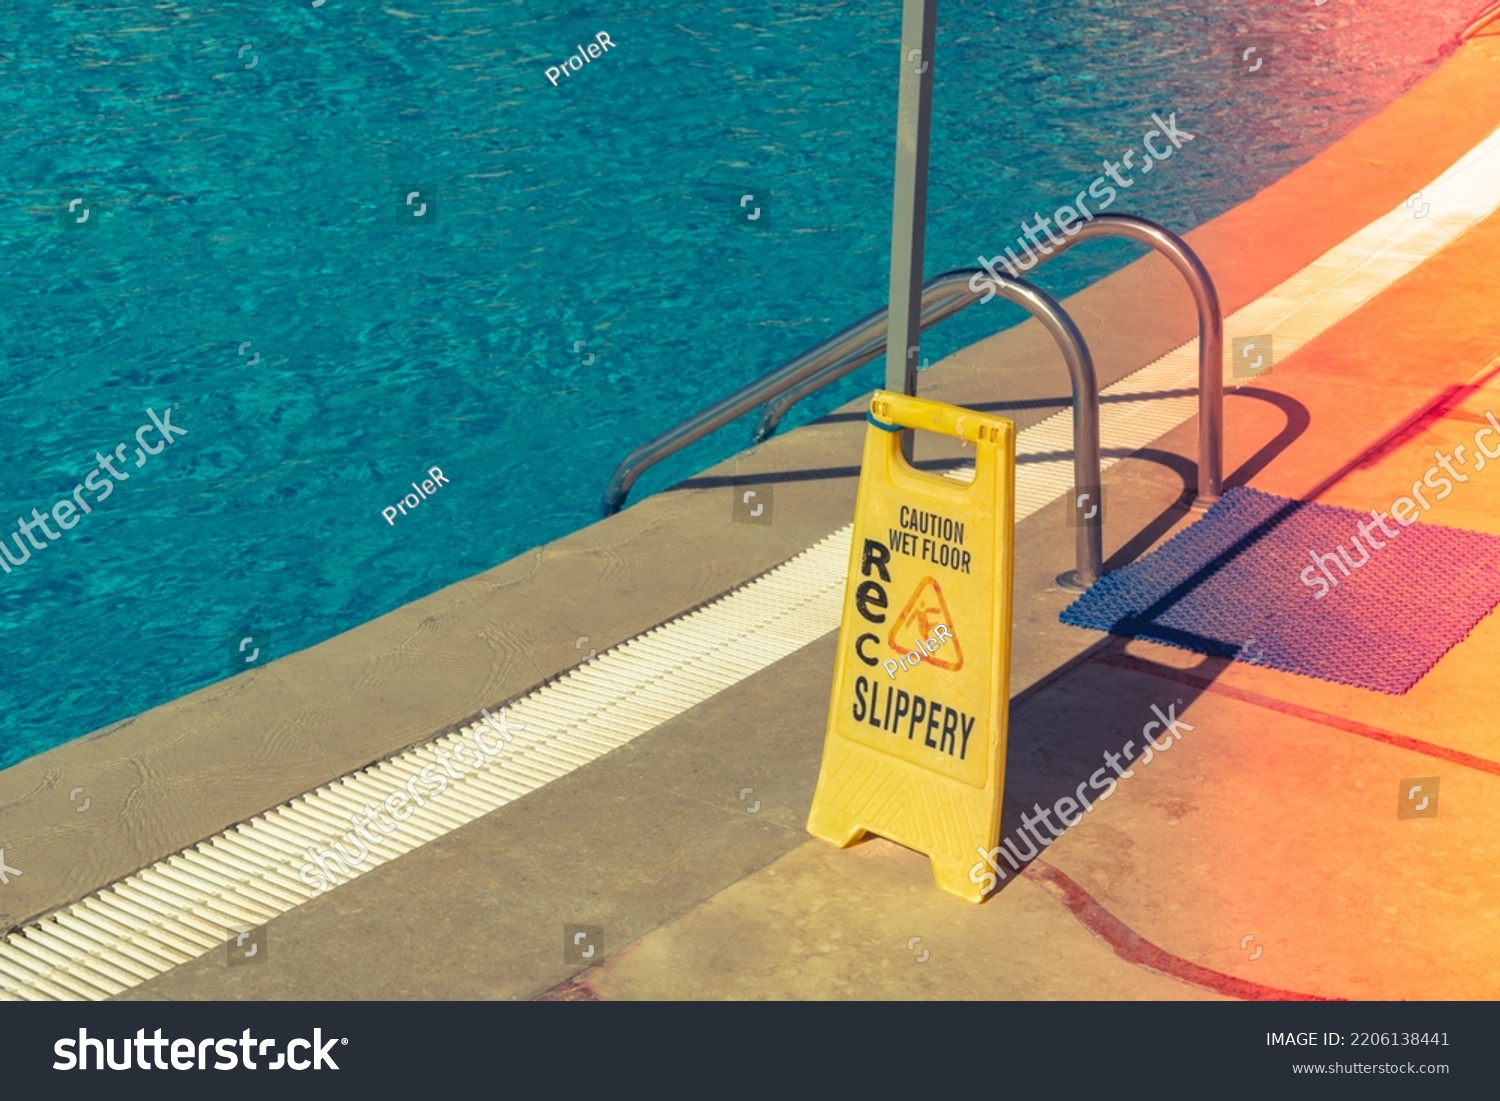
[1060,486,1500,694]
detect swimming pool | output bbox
[0,0,1478,768]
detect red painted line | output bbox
[1022,859,1338,1002]
[1095,650,1500,779]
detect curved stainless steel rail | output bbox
[601,273,974,518]
[602,270,1107,587]
[757,214,1224,508]
[1462,1,1500,40]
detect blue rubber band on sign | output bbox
[867,412,902,433]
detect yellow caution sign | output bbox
[807,391,1015,903]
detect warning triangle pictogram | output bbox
[887,576,963,671]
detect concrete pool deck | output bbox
[3,19,1500,1000]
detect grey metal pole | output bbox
[886,0,938,461]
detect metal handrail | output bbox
[1462,1,1500,40]
[758,214,1224,508]
[749,274,973,445]
[776,268,1105,588]
[600,275,974,516]
[602,269,1108,587]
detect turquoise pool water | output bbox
[0,0,1478,768]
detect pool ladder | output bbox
[602,214,1223,591]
